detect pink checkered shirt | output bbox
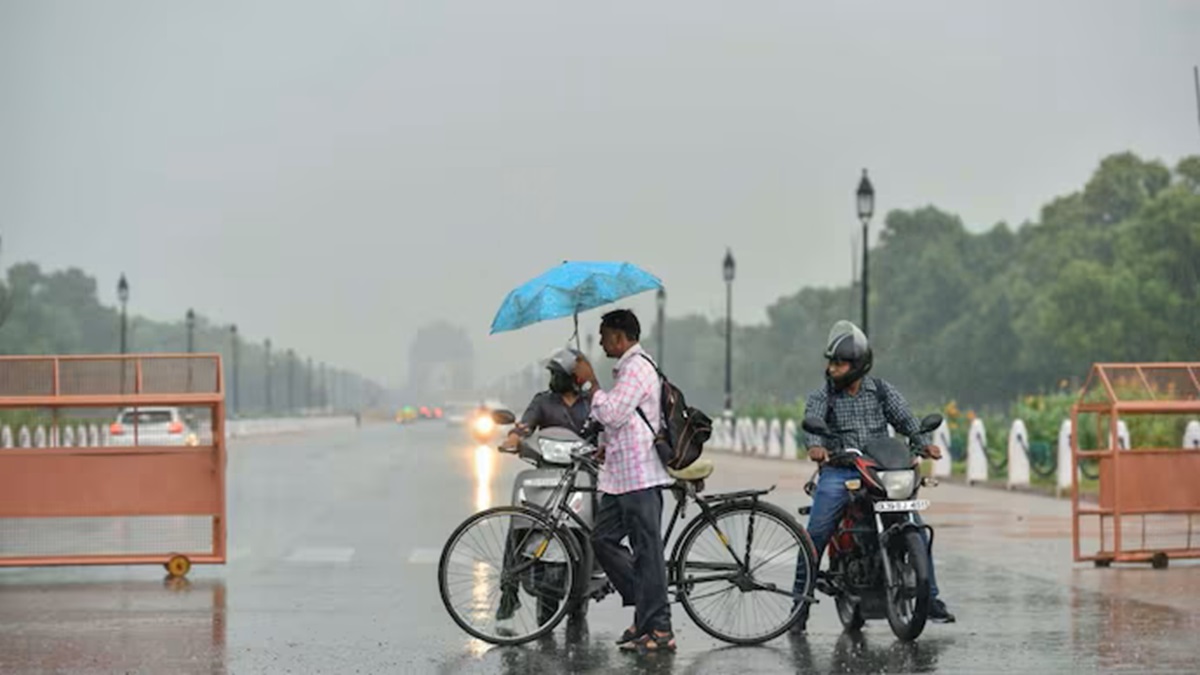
[590,344,673,495]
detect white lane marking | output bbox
[285,547,356,563]
[407,548,441,564]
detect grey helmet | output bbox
[545,348,582,394]
[824,320,872,390]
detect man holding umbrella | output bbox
[490,261,673,650]
[574,309,676,653]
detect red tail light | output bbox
[168,421,184,434]
[110,423,124,435]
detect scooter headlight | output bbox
[538,439,578,464]
[879,470,917,500]
[471,415,496,438]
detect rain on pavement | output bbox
[2,423,1198,674]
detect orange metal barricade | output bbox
[1071,362,1200,566]
[0,354,226,574]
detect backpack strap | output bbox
[636,407,656,434]
[636,353,664,435]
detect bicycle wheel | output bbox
[676,500,814,645]
[438,506,577,645]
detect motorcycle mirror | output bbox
[919,413,944,434]
[491,409,517,425]
[801,417,831,437]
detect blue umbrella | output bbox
[490,261,664,339]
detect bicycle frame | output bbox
[508,453,779,594]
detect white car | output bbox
[108,407,199,447]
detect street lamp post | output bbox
[856,169,875,337]
[319,362,327,411]
[264,338,273,414]
[230,325,240,418]
[186,309,196,353]
[117,275,130,354]
[723,248,736,417]
[306,357,313,410]
[656,287,666,370]
[186,309,196,391]
[287,349,296,413]
[117,274,129,393]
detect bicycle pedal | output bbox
[798,506,812,516]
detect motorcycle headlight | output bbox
[879,470,917,500]
[538,439,578,464]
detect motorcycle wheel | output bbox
[884,530,931,642]
[835,594,865,632]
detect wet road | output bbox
[2,422,1199,674]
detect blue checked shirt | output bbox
[802,377,931,452]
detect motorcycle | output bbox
[495,414,610,625]
[799,413,943,641]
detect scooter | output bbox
[496,419,611,624]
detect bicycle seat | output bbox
[668,459,714,482]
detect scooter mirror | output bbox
[801,417,831,437]
[491,409,517,425]
[919,413,944,434]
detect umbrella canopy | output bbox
[490,261,663,335]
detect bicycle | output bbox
[438,442,817,646]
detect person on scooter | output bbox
[495,348,592,621]
[791,320,956,634]
[502,348,592,449]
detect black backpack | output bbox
[636,355,712,470]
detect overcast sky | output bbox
[2,1,1197,386]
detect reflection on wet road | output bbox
[1,423,1198,673]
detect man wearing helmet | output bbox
[791,320,955,634]
[495,347,593,621]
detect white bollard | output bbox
[1117,420,1130,450]
[710,417,729,449]
[735,418,752,454]
[33,426,47,448]
[62,426,76,447]
[754,419,769,456]
[18,426,30,448]
[1185,421,1200,449]
[931,421,953,478]
[783,419,798,460]
[966,419,989,485]
[1007,420,1032,490]
[89,424,102,447]
[1,425,11,449]
[767,419,783,458]
[76,425,88,447]
[709,419,725,450]
[1056,419,1073,496]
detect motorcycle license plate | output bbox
[874,499,930,513]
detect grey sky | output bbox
[2,1,1197,386]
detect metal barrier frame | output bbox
[0,354,226,570]
[1071,362,1200,565]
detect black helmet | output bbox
[546,348,581,394]
[824,320,872,390]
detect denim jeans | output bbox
[793,465,940,603]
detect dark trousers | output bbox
[592,487,672,634]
